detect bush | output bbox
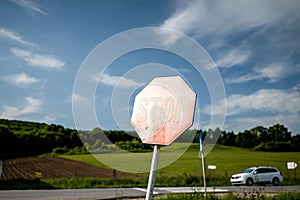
[115,139,153,152]
[52,146,69,154]
[68,146,88,154]
[51,146,88,155]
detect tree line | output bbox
[0,119,82,158]
[0,119,299,159]
[216,124,300,152]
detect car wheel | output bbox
[272,177,279,186]
[246,178,254,186]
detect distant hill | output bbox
[0,119,142,159]
[0,119,82,159]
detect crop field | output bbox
[1,144,299,189]
[62,144,300,179]
[0,156,136,180]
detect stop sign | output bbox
[131,76,196,145]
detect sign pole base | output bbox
[146,145,160,200]
[201,153,207,195]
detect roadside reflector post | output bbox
[199,134,206,195]
[130,76,196,200]
[146,145,160,200]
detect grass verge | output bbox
[1,176,299,189]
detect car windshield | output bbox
[241,168,255,173]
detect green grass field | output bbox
[61,144,300,179]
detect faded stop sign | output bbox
[131,76,196,145]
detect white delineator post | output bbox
[146,145,160,200]
[199,134,206,194]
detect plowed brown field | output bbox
[0,156,136,180]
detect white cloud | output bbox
[291,84,300,92]
[2,72,43,87]
[216,49,251,68]
[11,48,65,70]
[177,67,193,73]
[0,27,39,48]
[72,93,90,105]
[0,28,65,70]
[42,115,55,123]
[96,73,143,89]
[204,88,300,116]
[160,1,206,39]
[0,96,42,119]
[161,0,299,41]
[227,114,300,134]
[207,40,226,50]
[203,86,300,134]
[254,64,290,83]
[159,0,300,87]
[12,0,47,16]
[225,64,294,84]
[225,74,259,84]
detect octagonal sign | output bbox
[131,76,196,145]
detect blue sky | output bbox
[0,0,300,134]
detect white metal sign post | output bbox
[286,161,297,179]
[146,145,160,200]
[131,76,196,200]
[199,134,206,195]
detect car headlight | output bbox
[231,176,241,179]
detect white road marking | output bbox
[133,188,160,195]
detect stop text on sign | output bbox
[136,96,190,123]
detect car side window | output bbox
[253,168,278,175]
[266,168,277,173]
[262,168,270,173]
[256,168,264,174]
[264,168,270,173]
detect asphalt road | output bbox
[0,186,299,200]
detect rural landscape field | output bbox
[0,119,299,191]
[62,144,300,180]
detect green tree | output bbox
[220,131,236,146]
[268,124,291,142]
[235,130,258,148]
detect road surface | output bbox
[0,186,299,199]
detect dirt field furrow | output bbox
[0,156,136,180]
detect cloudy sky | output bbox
[1,0,300,134]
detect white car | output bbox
[230,166,283,186]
